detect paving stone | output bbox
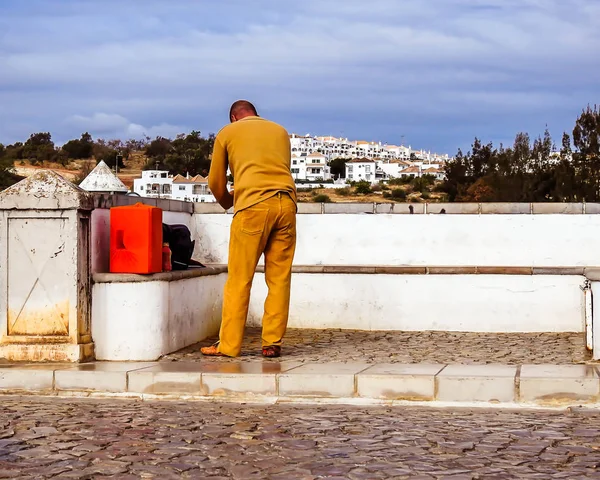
[436,365,517,403]
[127,363,204,395]
[161,328,591,365]
[0,394,596,480]
[0,367,55,391]
[519,364,600,404]
[201,362,301,396]
[278,362,368,397]
[357,363,444,400]
[55,362,154,392]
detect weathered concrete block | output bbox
[426,203,479,214]
[278,363,368,397]
[476,267,533,275]
[375,266,427,274]
[155,198,171,211]
[375,203,425,214]
[519,365,600,404]
[128,363,204,395]
[0,171,94,362]
[480,203,531,214]
[323,203,375,214]
[584,203,600,214]
[0,366,55,391]
[297,203,322,214]
[357,364,444,400]
[194,202,230,214]
[55,362,154,392]
[200,362,299,396]
[533,267,585,276]
[532,203,584,214]
[436,365,517,402]
[427,266,477,275]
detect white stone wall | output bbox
[192,213,600,267]
[247,273,585,333]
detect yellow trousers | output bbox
[217,193,297,357]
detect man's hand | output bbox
[220,190,234,210]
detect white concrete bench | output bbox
[92,266,226,361]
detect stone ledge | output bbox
[91,264,600,284]
[92,265,227,284]
[285,265,592,276]
[92,193,194,214]
[191,202,600,215]
[1,362,598,407]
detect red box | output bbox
[110,203,162,274]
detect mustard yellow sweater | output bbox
[208,116,297,212]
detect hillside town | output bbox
[130,134,450,203]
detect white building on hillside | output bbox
[291,153,332,182]
[345,158,377,183]
[422,166,446,181]
[133,170,217,203]
[377,159,412,179]
[290,133,447,162]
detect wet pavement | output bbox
[1,397,599,479]
[161,328,591,365]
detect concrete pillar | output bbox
[0,171,94,362]
[591,281,600,361]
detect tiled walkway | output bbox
[161,328,592,364]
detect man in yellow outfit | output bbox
[201,100,297,358]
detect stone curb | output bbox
[1,362,599,407]
[92,265,600,284]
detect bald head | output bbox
[229,100,258,123]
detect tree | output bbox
[62,132,94,159]
[329,158,347,178]
[0,144,23,190]
[22,132,58,164]
[93,140,123,169]
[573,105,600,201]
[144,132,215,176]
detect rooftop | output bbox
[79,161,129,193]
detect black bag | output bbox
[162,223,202,270]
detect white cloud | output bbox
[63,113,185,142]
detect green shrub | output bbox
[389,176,412,186]
[391,188,407,200]
[421,191,430,200]
[355,180,372,195]
[313,194,331,203]
[371,184,382,192]
[337,187,351,196]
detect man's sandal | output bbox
[262,346,281,358]
[200,344,227,357]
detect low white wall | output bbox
[247,274,586,333]
[193,214,600,267]
[92,273,225,361]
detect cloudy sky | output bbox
[0,0,598,154]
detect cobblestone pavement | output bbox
[162,328,591,364]
[1,397,599,479]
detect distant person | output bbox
[201,100,297,358]
[409,205,414,214]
